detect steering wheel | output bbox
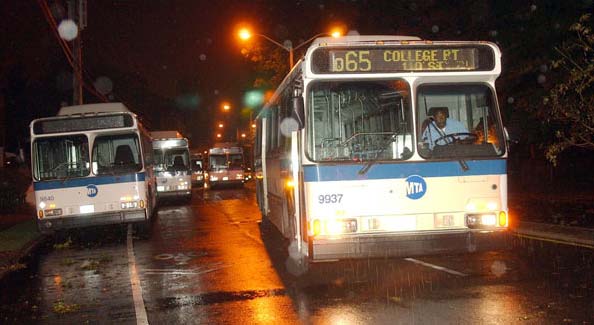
[434,132,478,146]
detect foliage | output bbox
[542,14,594,164]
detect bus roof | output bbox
[313,35,422,45]
[57,102,131,116]
[150,131,183,140]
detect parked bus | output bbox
[151,131,192,202]
[190,151,205,187]
[206,143,244,188]
[30,103,156,234]
[255,35,509,272]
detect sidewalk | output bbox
[0,204,45,281]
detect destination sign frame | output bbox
[33,113,134,135]
[311,45,495,74]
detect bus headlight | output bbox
[44,208,63,217]
[466,213,506,228]
[121,201,139,209]
[310,218,357,237]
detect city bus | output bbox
[151,131,192,202]
[30,103,156,235]
[205,143,245,189]
[255,35,509,272]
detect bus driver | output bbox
[421,106,468,149]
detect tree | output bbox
[542,14,594,165]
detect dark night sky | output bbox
[1,0,592,152]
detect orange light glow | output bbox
[238,28,252,40]
[218,123,224,128]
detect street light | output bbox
[238,27,342,69]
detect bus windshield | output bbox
[33,135,90,181]
[209,154,243,171]
[416,84,505,159]
[92,134,142,175]
[154,148,190,172]
[307,80,413,162]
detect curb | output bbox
[512,221,594,249]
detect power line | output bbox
[37,0,109,103]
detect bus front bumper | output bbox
[157,190,192,199]
[37,210,148,234]
[310,229,509,261]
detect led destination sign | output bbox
[312,45,495,73]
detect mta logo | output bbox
[405,175,426,200]
[86,185,98,197]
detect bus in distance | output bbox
[206,143,245,189]
[151,131,192,202]
[190,151,205,187]
[30,103,156,235]
[255,35,509,273]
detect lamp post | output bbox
[238,28,342,69]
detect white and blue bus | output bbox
[206,143,245,189]
[30,103,156,234]
[151,131,192,202]
[255,36,509,271]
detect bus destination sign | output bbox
[312,45,495,73]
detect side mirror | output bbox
[292,90,305,130]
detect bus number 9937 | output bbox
[318,194,343,204]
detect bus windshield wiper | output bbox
[358,133,398,175]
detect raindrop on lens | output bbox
[537,74,546,84]
[94,76,113,95]
[199,54,207,61]
[431,25,439,33]
[58,19,78,41]
[491,260,507,277]
[280,118,299,136]
[539,64,548,73]
[507,97,515,104]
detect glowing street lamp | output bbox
[237,27,343,68]
[218,123,224,128]
[222,102,231,112]
[216,133,222,139]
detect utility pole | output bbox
[68,0,87,105]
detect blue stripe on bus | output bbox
[303,160,506,182]
[33,173,146,191]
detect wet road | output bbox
[1,183,592,324]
